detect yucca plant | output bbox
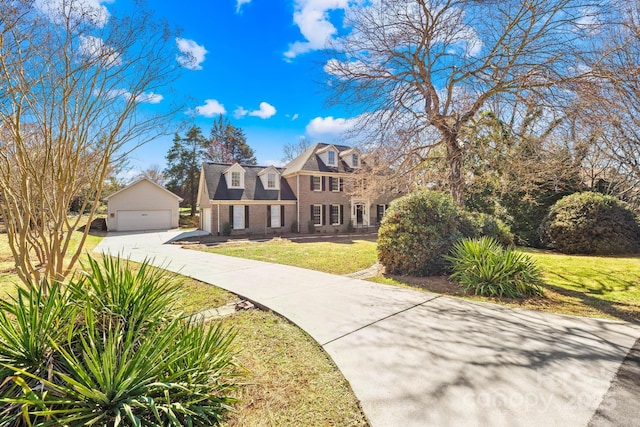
[446,237,544,299]
[0,255,242,426]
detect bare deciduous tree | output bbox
[282,136,312,163]
[573,4,640,207]
[139,165,167,186]
[0,0,182,285]
[325,0,602,206]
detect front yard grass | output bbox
[199,237,640,323]
[201,237,378,275]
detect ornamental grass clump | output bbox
[446,237,544,299]
[0,256,242,426]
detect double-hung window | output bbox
[330,177,341,192]
[267,173,276,189]
[330,205,342,225]
[231,171,241,187]
[328,151,335,165]
[312,176,322,192]
[312,204,322,226]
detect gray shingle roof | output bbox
[282,143,356,175]
[202,163,296,201]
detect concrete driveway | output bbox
[95,229,640,427]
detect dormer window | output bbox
[328,150,335,165]
[352,153,359,167]
[258,166,280,190]
[225,163,246,189]
[231,171,241,187]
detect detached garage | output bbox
[105,177,183,231]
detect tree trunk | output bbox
[446,135,465,208]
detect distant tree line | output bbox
[164,115,256,215]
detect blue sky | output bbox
[115,0,357,176]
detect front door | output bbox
[356,204,364,225]
[351,201,369,227]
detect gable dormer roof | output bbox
[223,163,246,174]
[282,142,359,176]
[315,144,338,155]
[257,165,280,176]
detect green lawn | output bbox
[197,237,640,323]
[525,250,640,322]
[202,237,378,275]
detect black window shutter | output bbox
[340,204,344,225]
[229,206,234,229]
[322,176,326,191]
[281,205,285,227]
[310,175,314,191]
[267,205,271,227]
[245,205,249,229]
[323,205,327,226]
[329,177,333,190]
[310,205,314,223]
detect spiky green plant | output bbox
[0,255,242,426]
[446,237,544,299]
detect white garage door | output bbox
[116,210,171,231]
[202,208,212,233]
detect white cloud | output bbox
[189,99,226,117]
[291,113,299,121]
[324,58,372,78]
[135,92,163,104]
[35,0,111,27]
[249,102,277,119]
[284,0,349,59]
[262,159,286,167]
[176,38,208,70]
[79,35,121,66]
[235,102,277,119]
[103,88,163,104]
[234,106,249,119]
[236,0,252,13]
[306,115,357,138]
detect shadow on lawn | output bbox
[544,283,640,324]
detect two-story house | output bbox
[197,143,395,235]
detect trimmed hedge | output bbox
[540,192,640,255]
[377,191,460,276]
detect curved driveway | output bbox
[95,229,640,427]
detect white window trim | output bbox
[331,177,340,192]
[233,205,244,230]
[312,176,322,192]
[267,173,276,189]
[270,205,281,228]
[229,171,244,189]
[312,204,322,226]
[330,204,341,226]
[328,150,336,165]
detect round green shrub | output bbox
[377,191,460,276]
[540,192,640,255]
[457,210,514,247]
